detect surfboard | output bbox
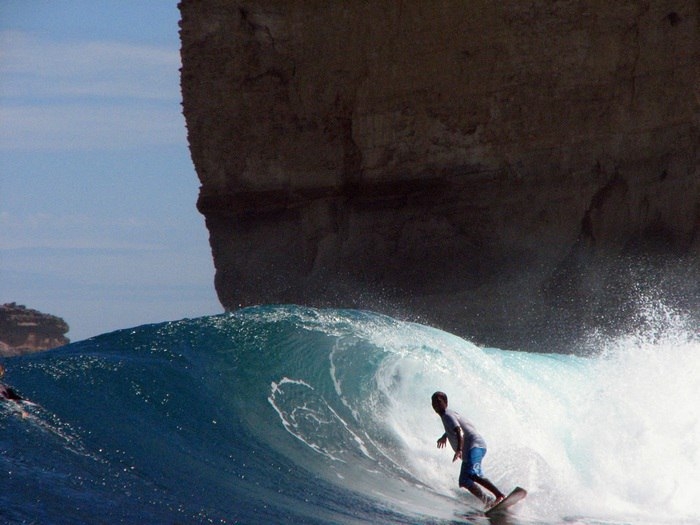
[485,486,527,515]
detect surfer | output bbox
[0,364,28,417]
[431,391,505,509]
[0,364,23,401]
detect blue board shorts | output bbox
[459,447,486,488]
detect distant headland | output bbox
[0,303,70,356]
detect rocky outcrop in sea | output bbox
[0,303,70,356]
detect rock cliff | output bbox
[0,303,70,356]
[179,1,700,351]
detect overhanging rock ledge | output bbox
[179,1,700,351]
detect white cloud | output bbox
[0,211,166,251]
[0,30,181,100]
[0,30,185,150]
[0,103,185,150]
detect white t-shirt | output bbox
[440,408,487,451]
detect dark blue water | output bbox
[1,305,698,524]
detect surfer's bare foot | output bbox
[488,495,504,509]
[481,495,497,509]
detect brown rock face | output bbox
[179,1,700,351]
[0,303,70,356]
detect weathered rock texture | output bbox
[180,1,700,351]
[0,303,70,356]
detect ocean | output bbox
[1,304,698,524]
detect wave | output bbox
[2,305,698,524]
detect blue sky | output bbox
[1,1,222,342]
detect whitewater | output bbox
[1,304,698,524]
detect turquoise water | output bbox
[1,305,698,524]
